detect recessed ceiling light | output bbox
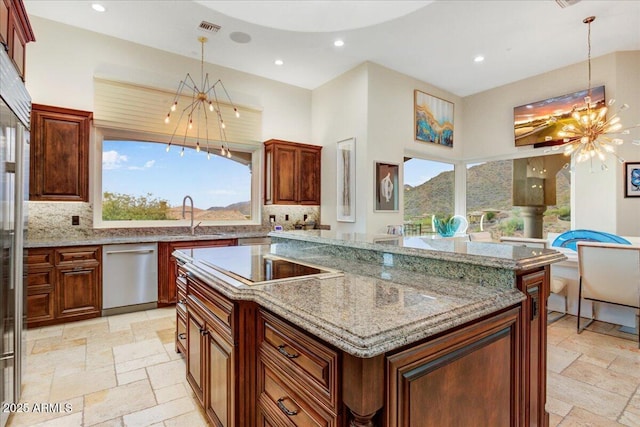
[274,59,284,66]
[473,55,485,63]
[334,39,344,47]
[91,3,106,12]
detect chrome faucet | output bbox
[182,195,200,235]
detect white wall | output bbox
[25,17,312,143]
[463,51,640,236]
[312,63,369,233]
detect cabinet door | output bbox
[55,264,101,319]
[187,307,206,405]
[0,0,8,47]
[206,328,235,427]
[386,307,521,427]
[298,147,321,205]
[30,105,93,202]
[273,145,298,204]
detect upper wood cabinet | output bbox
[30,104,93,202]
[0,0,35,80]
[264,139,322,205]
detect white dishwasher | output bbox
[102,242,158,316]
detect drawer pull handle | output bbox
[179,298,186,305]
[178,272,187,278]
[277,344,299,359]
[276,398,298,416]
[199,327,208,337]
[178,333,186,340]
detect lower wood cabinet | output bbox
[385,307,521,427]
[26,246,102,328]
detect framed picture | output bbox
[624,162,640,198]
[513,86,605,148]
[337,138,356,222]
[414,90,454,147]
[375,162,399,211]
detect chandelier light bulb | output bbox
[180,148,185,157]
[226,150,232,159]
[166,143,171,152]
[221,146,226,156]
[163,37,240,159]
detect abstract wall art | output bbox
[337,138,356,221]
[414,90,454,148]
[375,161,399,212]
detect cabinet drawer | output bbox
[187,278,234,342]
[27,268,54,289]
[27,249,54,268]
[55,246,100,264]
[259,362,335,427]
[258,310,338,411]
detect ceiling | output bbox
[22,0,640,97]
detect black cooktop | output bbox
[194,244,338,285]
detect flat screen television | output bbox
[513,85,605,148]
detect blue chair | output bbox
[552,229,631,251]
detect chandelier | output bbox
[164,36,239,159]
[556,16,638,170]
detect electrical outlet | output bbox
[269,215,276,223]
[71,215,80,226]
[285,214,289,221]
[303,214,308,221]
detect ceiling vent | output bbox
[555,0,581,8]
[199,21,221,33]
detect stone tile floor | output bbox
[7,308,640,426]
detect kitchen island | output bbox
[173,231,566,426]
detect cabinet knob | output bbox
[277,344,299,359]
[276,397,299,416]
[179,298,187,305]
[178,333,186,340]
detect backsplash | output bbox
[27,202,320,241]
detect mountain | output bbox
[404,159,570,221]
[208,201,251,216]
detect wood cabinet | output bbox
[30,104,93,202]
[385,307,521,427]
[519,268,549,427]
[185,271,257,427]
[26,246,102,328]
[264,139,322,205]
[257,309,341,426]
[0,0,35,80]
[157,238,237,306]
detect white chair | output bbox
[500,236,568,323]
[577,242,640,347]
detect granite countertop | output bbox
[269,230,567,271]
[25,231,270,248]
[174,244,525,358]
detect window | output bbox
[465,154,571,239]
[403,157,455,235]
[95,136,259,227]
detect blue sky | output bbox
[403,158,454,187]
[102,141,251,208]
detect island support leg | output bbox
[342,353,385,427]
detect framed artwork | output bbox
[514,85,605,148]
[624,162,640,198]
[336,138,356,222]
[375,162,399,212]
[414,90,454,147]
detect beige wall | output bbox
[463,51,640,236]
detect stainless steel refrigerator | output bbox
[0,45,30,427]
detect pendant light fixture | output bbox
[555,16,638,171]
[163,36,239,159]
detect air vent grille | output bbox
[555,0,581,8]
[199,21,221,33]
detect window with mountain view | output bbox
[403,158,455,235]
[101,140,253,223]
[465,155,571,238]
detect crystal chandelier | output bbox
[556,16,638,170]
[164,36,239,159]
